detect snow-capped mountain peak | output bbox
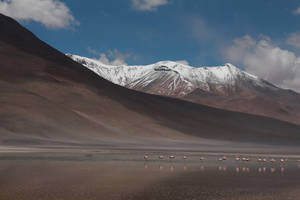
[67,54,268,97]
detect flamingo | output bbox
[183,155,188,160]
[270,158,276,163]
[159,155,164,159]
[235,157,241,161]
[144,155,149,160]
[169,155,175,159]
[200,157,205,161]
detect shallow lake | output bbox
[0,151,300,200]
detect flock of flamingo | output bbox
[143,154,295,164]
[142,154,299,173]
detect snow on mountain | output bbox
[66,53,300,125]
[66,54,273,97]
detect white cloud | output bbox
[0,0,78,29]
[131,0,169,11]
[175,60,189,65]
[223,35,300,92]
[286,33,300,48]
[293,6,300,15]
[224,35,256,64]
[88,48,131,66]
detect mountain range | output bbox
[1,13,300,151]
[67,54,300,125]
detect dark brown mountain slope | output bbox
[0,13,300,148]
[184,82,300,126]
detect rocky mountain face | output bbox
[68,54,300,125]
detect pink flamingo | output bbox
[144,155,149,160]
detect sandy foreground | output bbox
[0,147,300,200]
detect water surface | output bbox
[0,151,300,200]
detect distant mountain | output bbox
[67,54,264,96]
[68,54,300,125]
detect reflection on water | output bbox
[143,163,288,174]
[159,165,164,171]
[200,165,205,171]
[271,167,276,173]
[1,153,300,200]
[218,166,227,171]
[144,163,148,169]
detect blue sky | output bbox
[1,0,300,91]
[9,0,300,65]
